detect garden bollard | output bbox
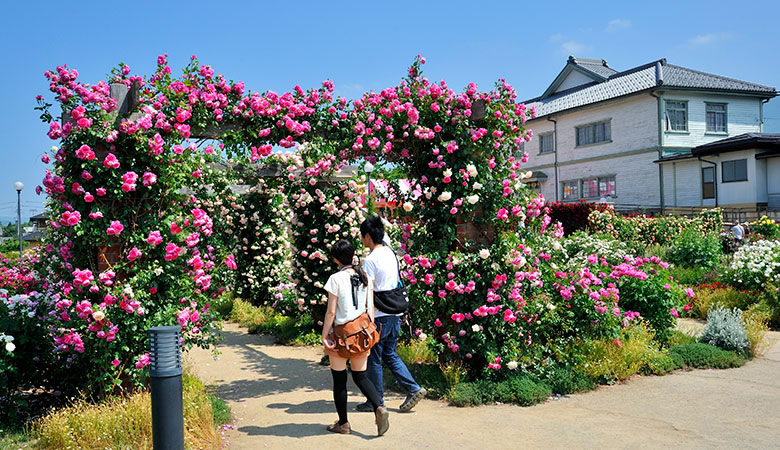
[149,326,184,450]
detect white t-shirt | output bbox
[731,224,744,241]
[323,270,368,325]
[364,246,402,318]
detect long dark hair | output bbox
[331,239,368,286]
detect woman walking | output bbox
[321,239,390,435]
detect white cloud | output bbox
[606,19,631,32]
[689,33,734,46]
[561,41,586,55]
[549,33,565,42]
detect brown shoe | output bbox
[326,421,351,434]
[375,406,390,436]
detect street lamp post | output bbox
[14,182,23,255]
[364,162,375,212]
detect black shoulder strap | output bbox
[349,274,361,309]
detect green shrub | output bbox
[700,307,749,352]
[396,363,449,400]
[668,266,712,287]
[447,380,493,407]
[758,282,780,328]
[211,292,235,319]
[669,343,747,369]
[642,352,684,375]
[494,376,552,406]
[448,376,550,407]
[667,228,721,270]
[538,365,595,395]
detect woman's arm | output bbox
[322,292,338,349]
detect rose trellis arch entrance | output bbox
[39,54,541,384]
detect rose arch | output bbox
[33,54,687,397]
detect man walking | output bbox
[357,216,426,412]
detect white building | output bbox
[522,56,777,211]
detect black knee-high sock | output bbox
[331,369,348,424]
[351,370,382,411]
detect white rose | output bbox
[473,182,483,190]
[418,333,427,341]
[467,195,479,205]
[471,324,481,332]
[438,191,452,202]
[92,310,105,321]
[403,202,413,212]
[546,303,556,311]
[443,169,453,177]
[507,360,518,370]
[5,342,15,353]
[466,164,478,177]
[479,249,490,259]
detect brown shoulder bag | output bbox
[331,274,380,358]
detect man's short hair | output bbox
[360,216,385,244]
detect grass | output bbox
[32,372,226,449]
[742,309,771,357]
[396,339,437,364]
[576,322,662,383]
[0,428,34,449]
[447,376,552,407]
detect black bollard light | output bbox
[149,326,184,450]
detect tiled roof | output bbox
[527,59,776,118]
[571,57,618,79]
[692,133,780,156]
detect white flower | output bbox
[471,324,480,332]
[403,202,413,212]
[5,342,15,353]
[507,360,518,370]
[467,195,479,205]
[546,303,556,311]
[443,168,453,178]
[473,182,483,190]
[92,310,105,321]
[154,267,164,276]
[418,333,427,341]
[466,164,478,177]
[479,249,490,259]
[438,191,452,202]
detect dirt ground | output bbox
[187,321,780,449]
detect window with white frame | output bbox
[665,100,688,131]
[581,176,616,199]
[581,178,599,198]
[722,159,747,182]
[706,103,727,133]
[540,132,555,154]
[562,181,578,200]
[702,166,715,199]
[599,176,616,197]
[576,120,611,146]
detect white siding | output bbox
[660,159,717,207]
[555,71,595,93]
[768,158,780,195]
[543,151,661,206]
[523,94,659,203]
[662,94,762,148]
[717,150,762,205]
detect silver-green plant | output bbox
[700,306,749,352]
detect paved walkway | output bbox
[188,322,780,449]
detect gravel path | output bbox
[187,321,780,449]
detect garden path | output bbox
[188,321,780,449]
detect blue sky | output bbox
[1,0,778,223]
